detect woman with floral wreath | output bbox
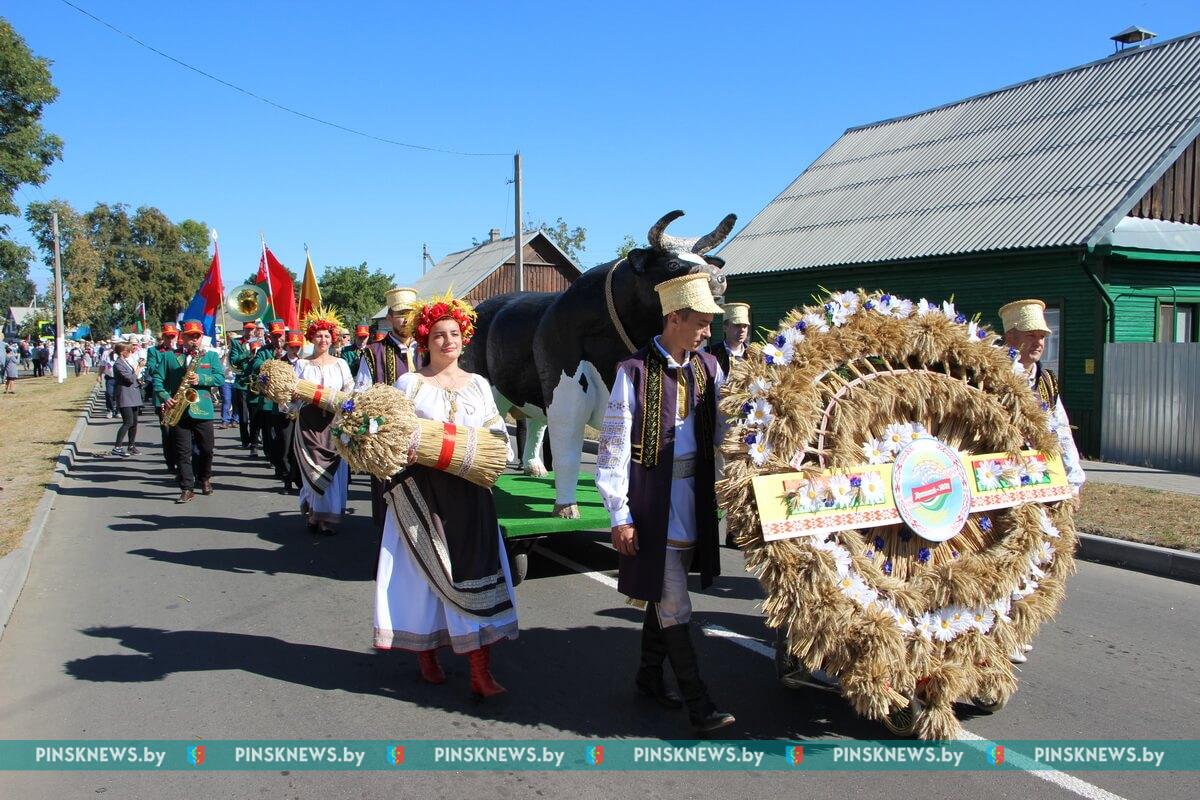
[290,309,355,534]
[373,292,517,698]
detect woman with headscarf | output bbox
[373,293,517,698]
[291,309,354,534]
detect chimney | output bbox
[1110,26,1157,53]
[489,228,502,243]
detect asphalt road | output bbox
[0,412,1196,799]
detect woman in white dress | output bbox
[291,314,353,535]
[374,294,516,698]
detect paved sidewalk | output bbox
[1081,459,1200,496]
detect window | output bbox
[1158,303,1198,343]
[1042,305,1062,374]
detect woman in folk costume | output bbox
[374,292,517,698]
[291,308,355,534]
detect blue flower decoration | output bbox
[1008,347,1019,359]
[795,320,807,332]
[774,334,786,347]
[865,549,874,559]
[1041,402,1050,412]
[341,398,356,413]
[850,476,862,488]
[883,559,893,576]
[917,547,931,564]
[979,516,993,533]
[976,328,988,339]
[880,294,892,304]
[954,313,967,325]
[864,300,875,310]
[899,529,913,542]
[873,535,885,550]
[741,402,753,415]
[1020,474,1031,485]
[824,498,835,508]
[258,373,269,384]
[744,431,758,445]
[951,549,960,559]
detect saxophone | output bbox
[163,344,204,427]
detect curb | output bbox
[1076,532,1200,584]
[0,384,101,641]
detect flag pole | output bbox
[213,229,229,349]
[298,242,310,324]
[259,231,276,325]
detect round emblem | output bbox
[891,437,971,542]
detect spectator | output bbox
[32,342,46,378]
[99,344,118,417]
[82,344,95,375]
[111,343,143,457]
[70,344,82,377]
[4,345,18,393]
[18,339,31,372]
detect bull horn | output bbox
[647,210,685,251]
[691,214,737,255]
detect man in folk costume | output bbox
[154,320,224,504]
[275,330,306,493]
[999,298,1086,664]
[145,322,181,475]
[340,323,370,377]
[355,287,426,527]
[227,320,262,450]
[596,273,736,733]
[706,302,750,548]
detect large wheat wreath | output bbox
[718,290,1078,739]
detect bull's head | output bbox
[628,210,735,301]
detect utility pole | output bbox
[513,151,523,293]
[51,211,66,383]
[422,243,432,275]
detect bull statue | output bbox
[462,210,735,518]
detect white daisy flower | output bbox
[749,437,772,466]
[883,422,914,455]
[828,475,854,508]
[862,437,889,465]
[780,326,806,347]
[1024,456,1047,484]
[828,545,852,577]
[893,610,917,636]
[825,302,849,327]
[833,291,859,315]
[915,613,937,641]
[907,423,927,443]
[892,298,914,318]
[1038,508,1061,538]
[916,298,934,316]
[748,397,773,427]
[802,312,830,334]
[846,574,878,606]
[990,596,1013,623]
[860,472,888,505]
[942,300,958,319]
[1027,556,1046,580]
[1037,540,1055,565]
[803,479,830,512]
[966,321,980,341]
[970,607,996,634]
[748,378,772,399]
[368,418,381,435]
[946,606,973,634]
[975,463,1000,491]
[999,459,1021,486]
[761,342,793,366]
[932,612,958,643]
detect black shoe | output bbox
[661,622,735,733]
[249,448,258,458]
[725,533,738,549]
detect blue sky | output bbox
[5,1,1198,294]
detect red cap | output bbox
[285,332,304,348]
[161,323,179,335]
[355,324,370,337]
[181,320,204,336]
[372,332,387,342]
[268,321,286,334]
[242,320,257,330]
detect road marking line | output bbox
[537,545,1132,800]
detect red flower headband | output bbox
[300,306,344,342]
[413,293,476,351]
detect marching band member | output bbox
[373,293,516,698]
[154,320,224,504]
[145,322,180,474]
[340,323,371,377]
[247,321,286,461]
[596,273,735,733]
[228,320,261,450]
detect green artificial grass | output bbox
[494,472,611,538]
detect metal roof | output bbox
[720,31,1200,276]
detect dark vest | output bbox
[1033,363,1060,409]
[365,337,424,385]
[704,341,745,376]
[616,344,721,602]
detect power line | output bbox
[58,0,511,158]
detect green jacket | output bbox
[228,338,258,391]
[340,345,364,378]
[152,349,225,421]
[246,347,280,412]
[144,345,176,408]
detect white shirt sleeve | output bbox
[354,352,374,391]
[1052,397,1086,492]
[476,375,515,463]
[595,365,634,528]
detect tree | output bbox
[25,200,107,330]
[0,18,63,227]
[615,235,639,259]
[533,217,586,262]
[318,262,394,325]
[0,238,36,310]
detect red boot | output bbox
[467,644,506,698]
[417,649,446,684]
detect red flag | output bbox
[257,246,298,330]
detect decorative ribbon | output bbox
[605,260,638,355]
[435,423,458,471]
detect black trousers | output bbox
[157,407,178,472]
[275,414,297,484]
[233,388,253,446]
[115,406,139,448]
[171,416,214,490]
[250,405,271,455]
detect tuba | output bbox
[226,283,269,323]
[163,344,205,427]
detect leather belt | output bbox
[672,456,696,480]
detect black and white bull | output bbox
[461,210,735,518]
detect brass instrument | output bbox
[225,283,269,323]
[163,344,205,427]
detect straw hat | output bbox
[654,273,723,315]
[723,302,750,325]
[999,299,1051,334]
[386,287,418,313]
